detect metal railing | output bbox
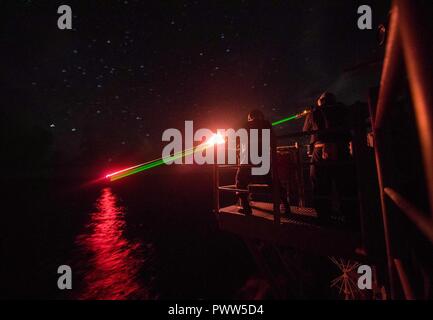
[370,0,433,300]
[213,125,370,232]
[214,158,282,224]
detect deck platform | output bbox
[218,201,361,258]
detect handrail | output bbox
[218,185,249,194]
[374,5,402,129]
[371,0,433,300]
[276,127,351,140]
[217,160,354,169]
[394,259,415,300]
[398,0,433,214]
[370,3,401,298]
[384,187,433,244]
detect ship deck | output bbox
[218,201,361,258]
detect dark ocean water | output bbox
[1,166,256,299]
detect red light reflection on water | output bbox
[76,188,150,300]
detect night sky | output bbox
[2,0,390,171]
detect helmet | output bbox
[248,109,264,122]
[317,92,336,107]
